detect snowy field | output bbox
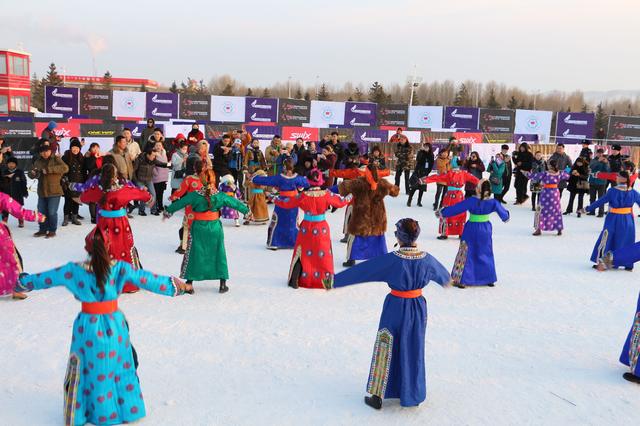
[2,183,639,426]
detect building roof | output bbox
[64,75,158,87]
[0,49,31,56]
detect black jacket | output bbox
[213,144,231,176]
[513,151,534,172]
[414,149,434,175]
[1,168,28,202]
[62,150,86,183]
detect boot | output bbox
[432,202,437,211]
[71,214,82,225]
[364,395,382,410]
[76,214,85,220]
[339,236,348,243]
[342,259,356,267]
[175,246,185,254]
[557,230,562,236]
[18,219,24,228]
[623,372,640,384]
[417,194,423,207]
[437,235,448,240]
[454,283,466,289]
[288,261,301,289]
[61,215,69,226]
[532,229,541,236]
[184,280,194,294]
[219,279,229,294]
[234,219,240,227]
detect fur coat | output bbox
[338,177,399,236]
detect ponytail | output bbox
[90,231,111,293]
[99,164,117,206]
[480,180,492,201]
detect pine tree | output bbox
[196,79,209,95]
[295,88,303,99]
[528,101,534,110]
[581,104,589,113]
[304,92,310,101]
[353,87,364,102]
[317,84,330,101]
[627,103,634,116]
[245,88,253,97]
[262,88,272,98]
[454,83,472,107]
[102,71,113,90]
[44,63,63,87]
[507,96,519,109]
[484,88,500,108]
[169,81,178,94]
[221,84,234,96]
[139,83,147,92]
[368,82,387,104]
[594,102,608,131]
[518,99,526,109]
[30,73,44,111]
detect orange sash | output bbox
[192,211,220,221]
[544,184,558,189]
[610,207,632,214]
[279,190,298,197]
[390,289,423,298]
[82,300,118,314]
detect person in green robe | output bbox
[165,170,251,294]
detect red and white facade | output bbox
[0,49,31,114]
[62,75,159,91]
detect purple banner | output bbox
[513,134,539,144]
[118,122,164,139]
[145,92,178,120]
[344,102,377,127]
[353,128,388,154]
[245,125,281,141]
[44,86,79,116]
[443,106,479,130]
[555,112,595,144]
[245,97,278,123]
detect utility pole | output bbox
[407,64,422,106]
[288,76,292,98]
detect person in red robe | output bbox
[80,163,153,293]
[169,158,205,254]
[423,159,479,239]
[274,169,352,289]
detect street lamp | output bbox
[407,65,422,106]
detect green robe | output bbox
[167,191,249,281]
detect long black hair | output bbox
[619,170,632,188]
[99,164,117,206]
[479,180,492,200]
[91,231,111,293]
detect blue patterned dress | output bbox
[16,261,180,426]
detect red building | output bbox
[63,75,159,91]
[0,49,31,114]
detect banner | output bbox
[513,134,539,144]
[514,109,553,141]
[354,128,388,153]
[344,102,377,127]
[472,143,515,167]
[309,101,346,127]
[34,121,80,140]
[0,121,35,137]
[112,90,147,118]
[2,137,38,169]
[211,96,245,123]
[377,104,408,127]
[245,125,281,141]
[453,132,483,144]
[479,108,515,133]
[555,112,595,144]
[319,127,353,143]
[281,126,318,142]
[80,89,112,118]
[80,124,119,138]
[607,115,640,141]
[179,95,211,120]
[278,99,311,126]
[443,107,479,130]
[146,92,178,120]
[205,124,237,140]
[45,86,79,116]
[245,97,278,123]
[387,130,421,143]
[408,106,444,130]
[483,133,513,144]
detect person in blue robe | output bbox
[584,171,640,269]
[252,158,309,249]
[14,231,186,426]
[329,218,450,409]
[619,292,640,384]
[440,180,510,288]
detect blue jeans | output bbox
[38,196,61,233]
[136,181,155,213]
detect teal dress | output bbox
[16,261,180,426]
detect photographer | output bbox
[29,145,69,238]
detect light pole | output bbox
[288,76,292,98]
[315,75,319,99]
[407,65,422,106]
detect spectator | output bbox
[122,127,141,161]
[170,140,189,195]
[317,145,337,188]
[342,141,360,169]
[275,143,297,175]
[140,118,156,147]
[243,138,267,175]
[407,142,434,207]
[394,137,413,194]
[188,123,204,143]
[61,137,85,226]
[1,157,28,226]
[40,121,60,155]
[446,136,463,160]
[389,127,408,144]
[292,137,306,158]
[152,140,170,213]
[579,140,593,161]
[134,145,169,216]
[29,145,69,238]
[487,153,506,203]
[213,135,233,181]
[608,144,623,175]
[513,143,534,205]
[264,135,282,175]
[191,139,213,171]
[318,133,331,149]
[109,135,134,180]
[548,143,572,197]
[463,151,485,198]
[433,149,451,210]
[370,145,386,170]
[564,157,590,217]
[328,132,345,167]
[596,127,606,140]
[499,144,513,203]
[229,137,244,191]
[530,151,546,211]
[83,143,103,223]
[587,148,609,217]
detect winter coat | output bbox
[318,153,337,188]
[330,141,345,167]
[228,146,243,171]
[40,128,59,154]
[414,149,434,176]
[548,152,573,173]
[343,146,360,169]
[29,155,69,197]
[140,126,156,146]
[394,142,413,170]
[487,161,506,194]
[83,153,102,181]
[608,154,622,173]
[276,152,297,175]
[62,150,85,184]
[434,157,451,185]
[567,162,590,193]
[152,149,169,184]
[338,177,400,236]
[370,155,386,170]
[244,146,267,173]
[109,144,134,180]
[1,167,28,203]
[463,158,485,191]
[513,150,534,173]
[171,151,188,189]
[134,155,168,183]
[588,158,610,186]
[264,141,281,171]
[126,140,142,161]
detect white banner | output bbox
[386,130,421,143]
[471,143,515,167]
[514,109,553,141]
[211,96,246,123]
[164,123,197,139]
[408,106,444,130]
[309,101,346,126]
[112,90,147,118]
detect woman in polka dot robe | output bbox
[527,159,569,236]
[15,231,186,426]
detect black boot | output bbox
[184,280,194,295]
[61,215,69,226]
[219,279,229,294]
[364,395,382,410]
[623,372,640,384]
[342,259,356,267]
[288,261,301,289]
[175,246,185,254]
[417,194,423,207]
[437,235,448,240]
[71,214,82,225]
[339,236,348,243]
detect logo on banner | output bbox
[563,114,588,125]
[283,103,307,111]
[351,105,372,114]
[120,96,139,111]
[526,116,540,130]
[561,129,586,139]
[151,108,172,118]
[615,122,640,130]
[151,94,173,105]
[83,92,109,101]
[55,127,73,138]
[359,132,383,142]
[131,126,142,137]
[251,128,276,139]
[184,99,208,106]
[349,118,369,127]
[420,112,432,126]
[222,101,235,115]
[290,131,312,139]
[321,108,334,120]
[50,102,73,112]
[250,113,271,122]
[251,99,272,110]
[450,109,473,119]
[51,88,73,99]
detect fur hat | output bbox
[307,168,324,187]
[70,137,82,149]
[220,174,235,185]
[394,218,421,246]
[252,169,267,178]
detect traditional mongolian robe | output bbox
[274,189,351,288]
[244,178,269,224]
[218,182,243,220]
[441,197,509,286]
[585,186,640,266]
[424,170,479,236]
[596,172,638,187]
[80,185,152,292]
[166,190,249,281]
[170,175,204,250]
[620,292,640,378]
[252,173,309,249]
[0,193,44,296]
[332,248,450,406]
[15,261,181,426]
[528,171,569,232]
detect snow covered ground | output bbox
[2,184,639,425]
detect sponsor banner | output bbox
[45,86,79,116]
[479,108,515,133]
[179,95,211,120]
[165,123,199,139]
[607,115,640,141]
[453,132,483,144]
[205,124,237,140]
[432,142,472,160]
[514,109,553,141]
[146,92,178,120]
[35,121,80,140]
[112,91,147,118]
[472,143,515,166]
[2,137,38,169]
[377,104,408,127]
[319,128,353,143]
[0,121,35,137]
[278,99,311,126]
[116,122,164,139]
[483,133,513,144]
[513,134,539,144]
[80,89,113,118]
[344,102,377,127]
[309,101,346,127]
[443,107,480,130]
[386,130,421,143]
[211,96,246,123]
[80,124,120,138]
[354,128,388,154]
[555,112,595,144]
[408,106,444,129]
[281,126,319,142]
[420,130,456,144]
[245,97,278,123]
[245,125,281,141]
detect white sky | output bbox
[1,0,639,92]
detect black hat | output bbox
[501,144,509,150]
[70,137,82,149]
[39,144,52,153]
[612,144,622,151]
